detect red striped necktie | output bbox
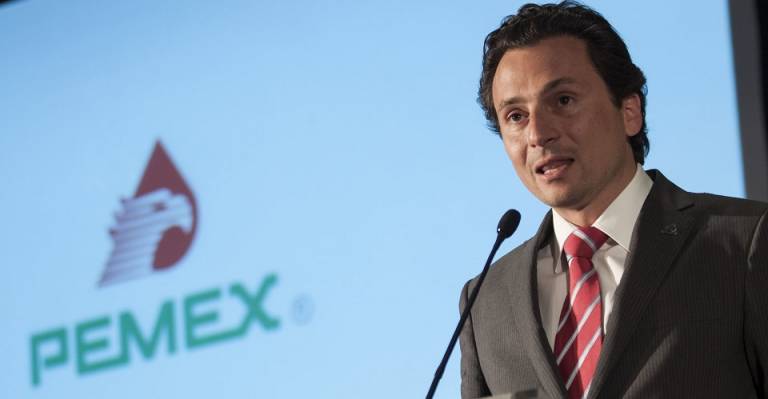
[554,226,609,399]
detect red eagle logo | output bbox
[99,141,198,286]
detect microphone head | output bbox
[496,209,521,240]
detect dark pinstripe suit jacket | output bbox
[459,170,768,398]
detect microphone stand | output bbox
[426,210,520,398]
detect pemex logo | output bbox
[98,141,198,286]
[28,140,284,388]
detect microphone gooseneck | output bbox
[426,209,521,399]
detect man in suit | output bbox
[460,2,768,398]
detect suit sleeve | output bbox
[745,209,768,397]
[459,279,491,399]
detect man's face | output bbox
[491,36,641,217]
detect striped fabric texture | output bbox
[554,227,609,399]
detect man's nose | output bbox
[526,110,558,147]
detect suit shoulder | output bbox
[683,193,768,246]
[689,192,768,217]
[650,169,767,217]
[465,235,538,289]
[493,238,537,270]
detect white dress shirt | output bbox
[536,165,653,348]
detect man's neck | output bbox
[555,163,640,227]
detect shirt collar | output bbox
[550,164,653,272]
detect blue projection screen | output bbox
[0,1,742,398]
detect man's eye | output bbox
[507,112,524,122]
[558,96,573,106]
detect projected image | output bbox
[0,1,743,398]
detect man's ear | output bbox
[622,93,642,137]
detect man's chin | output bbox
[536,190,584,210]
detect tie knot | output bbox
[563,226,608,259]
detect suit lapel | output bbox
[588,171,696,398]
[505,211,568,398]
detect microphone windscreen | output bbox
[497,209,521,239]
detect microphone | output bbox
[426,209,521,399]
[497,208,522,239]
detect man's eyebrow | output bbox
[496,77,578,109]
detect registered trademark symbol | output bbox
[291,294,314,325]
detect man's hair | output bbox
[478,1,649,164]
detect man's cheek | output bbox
[502,141,523,163]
